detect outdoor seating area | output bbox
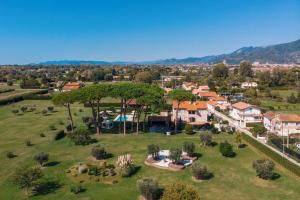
[145,150,195,171]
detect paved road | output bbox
[213,110,300,168]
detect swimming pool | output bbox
[113,114,132,122]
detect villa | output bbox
[172,101,208,125]
[229,102,262,128]
[192,85,210,95]
[182,82,197,91]
[62,82,82,91]
[241,81,258,89]
[263,112,300,136]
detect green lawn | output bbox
[0,100,299,200]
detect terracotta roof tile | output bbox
[232,102,254,110]
[172,101,207,110]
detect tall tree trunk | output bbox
[90,101,97,132]
[174,102,179,134]
[131,107,136,131]
[136,109,141,134]
[67,103,74,133]
[119,99,123,134]
[96,99,101,134]
[143,105,149,132]
[123,102,127,135]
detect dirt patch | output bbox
[250,177,278,188]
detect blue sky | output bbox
[0,0,299,64]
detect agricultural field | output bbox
[0,100,299,200]
[260,89,300,114]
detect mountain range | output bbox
[40,39,300,65]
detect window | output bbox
[189,117,195,122]
[188,111,195,114]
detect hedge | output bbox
[0,88,15,93]
[84,102,121,108]
[241,133,300,177]
[23,94,52,100]
[270,138,300,161]
[0,89,48,106]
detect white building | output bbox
[172,101,208,125]
[229,102,262,128]
[241,82,258,89]
[263,112,300,136]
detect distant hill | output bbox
[39,39,300,65]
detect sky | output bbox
[0,0,299,64]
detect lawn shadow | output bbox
[193,152,202,158]
[45,161,60,167]
[238,144,247,148]
[33,180,62,196]
[211,141,218,147]
[272,173,281,180]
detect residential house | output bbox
[263,112,300,136]
[229,102,262,128]
[182,82,197,91]
[62,82,82,91]
[172,101,208,125]
[192,85,210,95]
[241,82,258,89]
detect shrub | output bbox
[20,106,28,112]
[200,133,212,147]
[41,109,48,115]
[11,109,19,115]
[34,152,49,166]
[161,182,200,200]
[184,124,194,135]
[13,166,43,196]
[40,133,45,137]
[169,149,182,164]
[211,126,219,134]
[25,140,32,146]
[191,162,210,180]
[121,164,138,177]
[49,125,57,130]
[91,146,107,160]
[47,106,54,112]
[183,141,195,156]
[137,178,161,200]
[253,159,275,180]
[70,185,84,194]
[6,151,16,159]
[79,109,83,112]
[147,144,160,160]
[59,120,64,125]
[54,130,66,140]
[68,129,94,145]
[219,141,235,157]
[251,123,266,137]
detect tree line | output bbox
[52,82,164,135]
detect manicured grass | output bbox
[0,100,299,200]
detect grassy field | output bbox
[260,89,300,114]
[0,100,299,200]
[0,89,45,101]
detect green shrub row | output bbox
[0,90,48,106]
[84,102,121,108]
[0,88,15,93]
[241,133,300,177]
[23,94,52,100]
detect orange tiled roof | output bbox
[198,85,209,90]
[172,101,207,111]
[198,91,218,97]
[232,102,253,110]
[279,114,300,122]
[264,112,300,122]
[263,112,276,119]
[211,96,226,101]
[63,82,81,90]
